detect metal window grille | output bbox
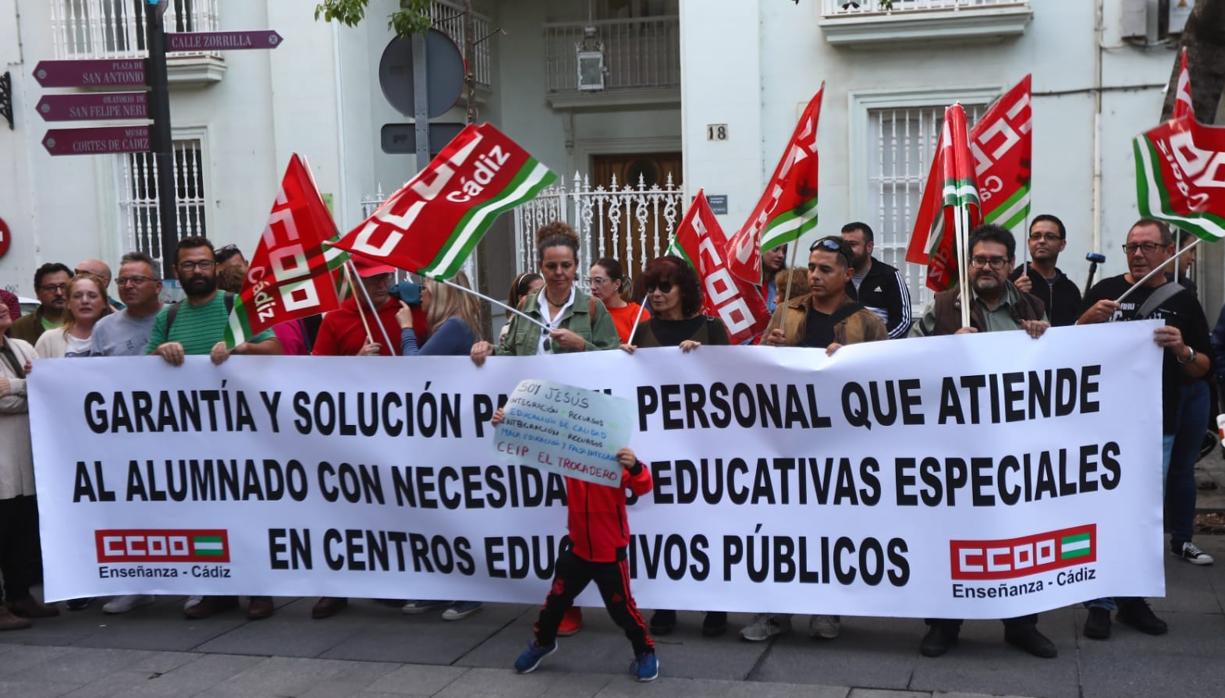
[823,0,1028,15]
[51,0,220,60]
[117,138,207,275]
[429,1,492,87]
[867,103,986,309]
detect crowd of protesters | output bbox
[0,213,1218,681]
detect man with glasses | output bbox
[145,237,281,621]
[910,224,1057,659]
[8,263,72,345]
[1077,218,1212,640]
[1008,215,1083,327]
[91,252,163,359]
[75,258,125,312]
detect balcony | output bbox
[543,15,680,109]
[819,0,1032,48]
[429,0,492,88]
[49,0,225,86]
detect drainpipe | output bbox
[1091,0,1103,255]
[332,22,350,228]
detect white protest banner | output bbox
[495,379,633,487]
[29,321,1164,618]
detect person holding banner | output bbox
[312,255,426,358]
[621,255,729,638]
[908,224,1057,659]
[394,272,485,621]
[145,237,282,620]
[746,236,885,643]
[589,258,643,343]
[491,406,658,681]
[0,301,56,628]
[1077,218,1212,639]
[471,223,619,636]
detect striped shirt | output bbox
[144,293,274,356]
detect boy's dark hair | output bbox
[968,224,1016,260]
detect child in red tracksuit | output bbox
[494,409,658,682]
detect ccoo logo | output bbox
[95,529,230,563]
[949,524,1095,580]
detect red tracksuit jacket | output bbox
[566,462,653,563]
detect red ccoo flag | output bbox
[667,190,771,344]
[726,85,824,284]
[1173,47,1194,122]
[224,155,347,347]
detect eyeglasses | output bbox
[646,280,674,294]
[116,275,154,286]
[1029,233,1062,242]
[809,236,853,266]
[588,276,610,286]
[970,255,1009,269]
[38,283,68,293]
[1123,242,1166,255]
[178,260,216,272]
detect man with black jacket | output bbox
[840,222,912,338]
[1009,214,1083,327]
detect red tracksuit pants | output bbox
[533,548,654,655]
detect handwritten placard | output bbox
[494,379,633,487]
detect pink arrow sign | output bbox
[33,59,146,88]
[167,31,284,52]
[43,126,151,156]
[37,92,149,122]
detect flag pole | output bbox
[626,293,651,344]
[1116,238,1200,304]
[439,277,550,332]
[955,204,971,329]
[341,262,376,346]
[780,242,800,310]
[349,260,397,353]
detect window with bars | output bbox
[866,102,986,309]
[116,138,207,274]
[53,0,217,59]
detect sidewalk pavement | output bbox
[2,535,1224,698]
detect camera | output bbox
[390,280,422,305]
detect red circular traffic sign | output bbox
[0,217,10,259]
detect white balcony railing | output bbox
[50,0,221,60]
[543,16,680,93]
[822,0,1028,16]
[429,0,492,88]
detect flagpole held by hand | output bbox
[349,261,397,353]
[341,263,376,346]
[439,278,551,333]
[626,294,651,345]
[1116,237,1201,304]
[781,242,800,309]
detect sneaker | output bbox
[401,599,448,615]
[701,611,728,637]
[1117,598,1168,635]
[1004,625,1058,658]
[513,640,557,674]
[919,623,959,657]
[103,595,155,614]
[649,609,678,635]
[557,607,583,636]
[630,651,659,682]
[1083,607,1112,640]
[184,595,204,610]
[1172,541,1215,566]
[739,613,790,642]
[442,601,483,621]
[808,614,841,640]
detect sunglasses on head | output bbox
[809,237,852,265]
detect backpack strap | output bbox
[165,302,180,337]
[1137,281,1183,319]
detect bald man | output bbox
[75,258,124,311]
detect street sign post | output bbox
[33,59,146,88]
[166,31,283,53]
[42,126,151,156]
[36,93,149,122]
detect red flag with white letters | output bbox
[668,191,770,344]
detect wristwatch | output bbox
[1178,346,1197,366]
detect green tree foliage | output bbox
[314,0,433,37]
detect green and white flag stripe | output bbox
[761,196,818,252]
[419,160,557,279]
[1059,532,1092,560]
[192,535,225,557]
[941,179,981,208]
[1134,137,1225,241]
[983,185,1031,232]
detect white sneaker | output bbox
[1173,541,1215,566]
[401,599,448,615]
[808,614,841,639]
[739,613,791,642]
[103,595,155,614]
[183,595,204,611]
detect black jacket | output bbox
[1008,265,1082,327]
[847,257,912,339]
